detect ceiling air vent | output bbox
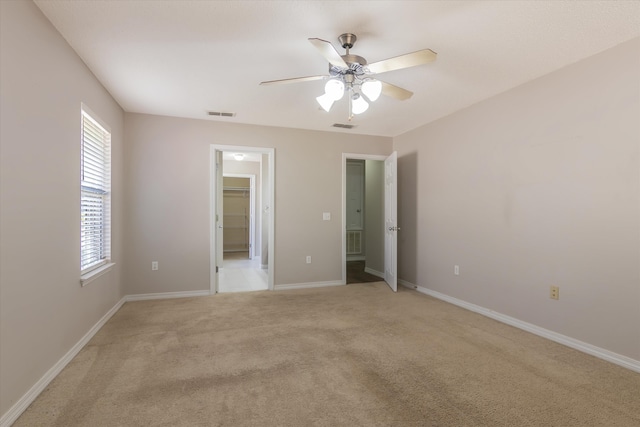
[208,111,236,117]
[332,123,356,129]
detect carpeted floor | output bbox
[14,283,640,426]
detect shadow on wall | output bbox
[398,151,418,284]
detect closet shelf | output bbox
[223,186,250,191]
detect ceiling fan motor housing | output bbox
[342,54,367,67]
[329,60,367,81]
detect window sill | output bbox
[80,262,115,287]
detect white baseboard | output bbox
[403,281,640,374]
[398,279,417,289]
[125,290,211,301]
[0,297,127,427]
[274,280,344,291]
[364,267,384,279]
[261,264,268,270]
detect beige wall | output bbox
[123,113,392,293]
[394,38,640,361]
[0,0,125,416]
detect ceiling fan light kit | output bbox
[351,93,369,115]
[324,79,345,101]
[319,75,375,119]
[362,79,382,102]
[316,93,335,112]
[260,33,436,122]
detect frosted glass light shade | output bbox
[351,94,369,114]
[316,93,334,112]
[362,79,382,102]
[324,79,345,101]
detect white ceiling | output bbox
[34,1,640,137]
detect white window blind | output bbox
[81,109,111,273]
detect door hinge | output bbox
[216,266,219,273]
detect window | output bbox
[81,107,111,275]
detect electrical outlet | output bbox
[152,261,158,271]
[550,286,559,300]
[306,256,311,264]
[454,265,459,276]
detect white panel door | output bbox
[215,150,224,292]
[384,151,398,292]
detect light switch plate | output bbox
[323,212,331,221]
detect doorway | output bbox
[210,145,275,293]
[345,159,383,284]
[342,153,398,291]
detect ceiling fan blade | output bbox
[308,38,348,68]
[366,49,437,74]
[260,75,327,86]
[380,81,413,100]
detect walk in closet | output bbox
[223,177,250,253]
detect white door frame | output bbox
[223,173,256,259]
[210,145,275,293]
[341,153,388,285]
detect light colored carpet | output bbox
[14,282,640,426]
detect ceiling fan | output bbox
[260,33,437,120]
